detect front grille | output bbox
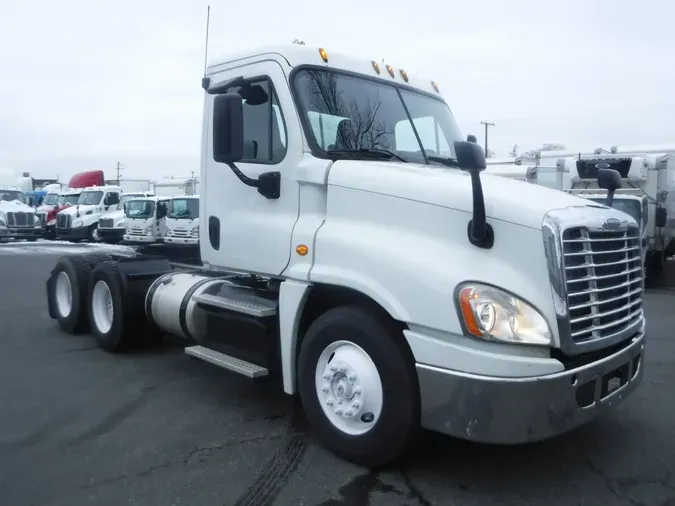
[171,229,190,237]
[36,212,47,227]
[7,212,34,228]
[57,214,71,229]
[562,226,643,343]
[99,218,114,228]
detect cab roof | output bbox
[207,44,443,99]
[82,185,123,192]
[126,195,172,202]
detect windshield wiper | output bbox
[427,155,461,168]
[327,148,408,163]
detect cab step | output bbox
[185,345,269,378]
[192,284,278,317]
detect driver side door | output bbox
[201,59,301,276]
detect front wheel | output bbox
[297,305,420,467]
[88,224,102,242]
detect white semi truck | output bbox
[45,44,646,467]
[56,185,123,242]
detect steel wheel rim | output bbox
[314,340,383,436]
[92,280,114,334]
[55,271,73,318]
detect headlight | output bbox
[115,221,124,228]
[72,219,83,228]
[456,283,552,346]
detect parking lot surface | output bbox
[1,245,674,506]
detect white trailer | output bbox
[45,43,646,467]
[119,179,153,194]
[152,177,199,197]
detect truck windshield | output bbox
[125,200,155,219]
[120,194,144,206]
[60,194,81,206]
[168,198,199,219]
[78,191,103,205]
[587,197,642,225]
[0,190,23,202]
[42,193,59,206]
[292,69,463,165]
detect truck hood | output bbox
[100,209,124,221]
[0,200,34,213]
[59,204,100,218]
[328,160,591,230]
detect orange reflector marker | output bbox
[319,48,328,63]
[385,64,394,77]
[431,80,440,93]
[371,61,380,74]
[458,287,483,337]
[399,69,409,82]
[296,244,309,256]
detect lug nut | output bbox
[345,411,353,416]
[336,410,343,415]
[330,366,338,373]
[326,400,334,406]
[322,387,329,393]
[348,373,357,381]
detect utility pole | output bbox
[480,121,495,158]
[115,162,124,184]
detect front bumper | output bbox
[56,226,89,241]
[416,331,645,444]
[123,234,159,243]
[0,226,42,238]
[164,236,199,245]
[98,228,125,243]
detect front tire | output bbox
[297,305,420,467]
[88,224,101,242]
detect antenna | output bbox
[203,5,211,76]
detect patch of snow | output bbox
[0,240,137,257]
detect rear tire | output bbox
[46,253,114,334]
[297,305,420,467]
[88,262,163,352]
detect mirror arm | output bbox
[227,162,259,188]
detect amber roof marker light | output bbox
[399,69,409,82]
[319,48,328,63]
[385,64,395,78]
[371,61,380,74]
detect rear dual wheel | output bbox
[87,262,163,352]
[47,253,114,334]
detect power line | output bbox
[481,121,495,158]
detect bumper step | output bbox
[185,345,269,378]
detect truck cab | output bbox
[36,190,63,238]
[122,195,170,243]
[163,195,199,246]
[0,186,41,241]
[56,185,122,242]
[97,192,153,244]
[47,44,647,467]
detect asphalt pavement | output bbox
[1,244,674,506]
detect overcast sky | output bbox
[1,0,673,181]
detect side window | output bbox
[395,117,450,157]
[223,79,287,164]
[107,192,120,205]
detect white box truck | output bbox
[45,44,646,467]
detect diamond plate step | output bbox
[185,345,269,378]
[192,286,278,317]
